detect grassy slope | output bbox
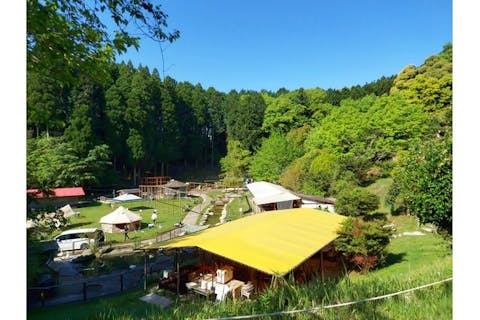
[366,177,393,214]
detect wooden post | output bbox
[175,249,180,296]
[340,255,348,277]
[144,250,147,292]
[320,251,325,282]
[174,249,180,296]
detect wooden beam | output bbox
[320,250,325,282]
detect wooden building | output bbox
[149,208,347,300]
[27,187,86,210]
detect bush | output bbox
[335,217,392,272]
[335,187,379,217]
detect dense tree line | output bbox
[27,0,452,233]
[27,62,396,189]
[27,63,233,187]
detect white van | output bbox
[54,228,105,251]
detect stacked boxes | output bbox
[216,266,233,284]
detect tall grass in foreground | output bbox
[89,264,451,320]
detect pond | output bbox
[75,251,167,277]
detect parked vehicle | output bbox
[53,228,105,251]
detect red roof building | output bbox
[27,187,86,199]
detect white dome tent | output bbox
[99,206,142,233]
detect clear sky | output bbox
[117,0,452,93]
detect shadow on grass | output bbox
[68,222,94,229]
[128,206,153,211]
[75,201,102,208]
[383,252,406,268]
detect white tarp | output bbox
[100,206,142,224]
[113,193,142,202]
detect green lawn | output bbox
[50,197,197,244]
[225,195,252,221]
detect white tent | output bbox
[113,193,142,202]
[100,206,142,233]
[59,204,77,218]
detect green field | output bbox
[28,214,452,320]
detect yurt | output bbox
[100,206,142,233]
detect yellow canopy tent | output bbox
[149,208,347,276]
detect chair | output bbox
[241,282,254,300]
[215,283,231,301]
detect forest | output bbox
[26,38,452,233]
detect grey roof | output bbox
[117,188,140,194]
[292,192,336,204]
[163,180,187,188]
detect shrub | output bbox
[335,187,379,217]
[335,217,392,272]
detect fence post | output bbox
[120,274,124,293]
[144,250,147,292]
[83,282,87,303]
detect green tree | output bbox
[335,187,380,217]
[388,135,452,234]
[324,75,395,106]
[157,76,182,174]
[104,62,133,172]
[249,133,300,183]
[27,136,110,188]
[262,88,329,135]
[226,92,266,152]
[305,94,427,183]
[27,0,179,83]
[206,87,227,168]
[64,78,105,156]
[303,149,341,195]
[27,70,69,137]
[390,43,452,136]
[124,66,154,184]
[262,95,309,135]
[220,140,251,187]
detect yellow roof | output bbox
[150,208,347,276]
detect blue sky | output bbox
[117,0,452,93]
